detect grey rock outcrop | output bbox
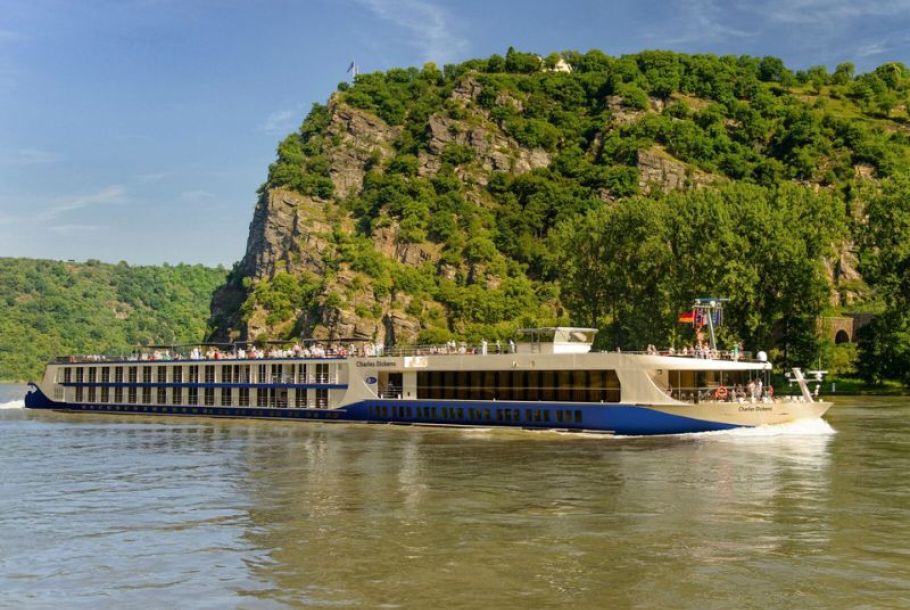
[326,102,400,199]
[637,146,713,193]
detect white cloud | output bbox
[0,147,59,166]
[48,224,105,235]
[38,185,127,221]
[261,108,300,134]
[755,0,910,25]
[355,0,468,64]
[135,171,172,184]
[642,0,910,63]
[857,41,888,57]
[177,189,216,205]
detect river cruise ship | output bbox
[25,325,831,436]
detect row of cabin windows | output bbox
[58,363,335,385]
[416,370,621,403]
[368,405,584,424]
[78,404,345,419]
[68,386,329,408]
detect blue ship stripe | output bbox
[25,384,743,436]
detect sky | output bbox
[2,0,910,267]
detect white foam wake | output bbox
[0,399,25,409]
[676,417,836,439]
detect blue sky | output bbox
[2,0,910,267]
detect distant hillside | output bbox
[0,258,227,381]
[203,49,909,375]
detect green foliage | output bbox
[241,272,320,327]
[0,258,227,381]
[266,104,335,197]
[553,183,845,366]
[856,177,910,386]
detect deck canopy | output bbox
[515,327,597,354]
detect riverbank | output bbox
[824,376,909,396]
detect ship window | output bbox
[525,370,541,400]
[157,387,166,404]
[75,367,84,383]
[295,388,307,408]
[128,386,137,404]
[204,388,215,406]
[101,367,110,383]
[316,389,328,408]
[205,366,215,384]
[222,365,233,384]
[172,387,183,405]
[297,364,306,383]
[493,371,508,401]
[142,387,151,404]
[188,365,199,383]
[239,388,249,407]
[63,367,72,383]
[157,367,167,383]
[115,386,123,403]
[100,387,109,403]
[187,387,198,405]
[572,371,587,402]
[142,367,152,383]
[221,388,232,406]
[403,369,624,404]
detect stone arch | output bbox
[834,329,851,344]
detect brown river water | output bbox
[1,384,908,609]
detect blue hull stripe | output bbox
[24,385,742,436]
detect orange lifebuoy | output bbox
[714,385,728,400]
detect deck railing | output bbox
[52,345,758,364]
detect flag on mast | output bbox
[347,60,357,78]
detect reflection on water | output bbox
[1,392,909,609]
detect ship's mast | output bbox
[692,298,727,351]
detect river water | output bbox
[1,384,908,609]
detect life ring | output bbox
[714,385,728,400]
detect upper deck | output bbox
[50,324,766,369]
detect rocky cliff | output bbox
[210,49,903,345]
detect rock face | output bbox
[239,189,331,281]
[418,113,550,178]
[637,146,713,193]
[326,101,401,199]
[208,73,735,346]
